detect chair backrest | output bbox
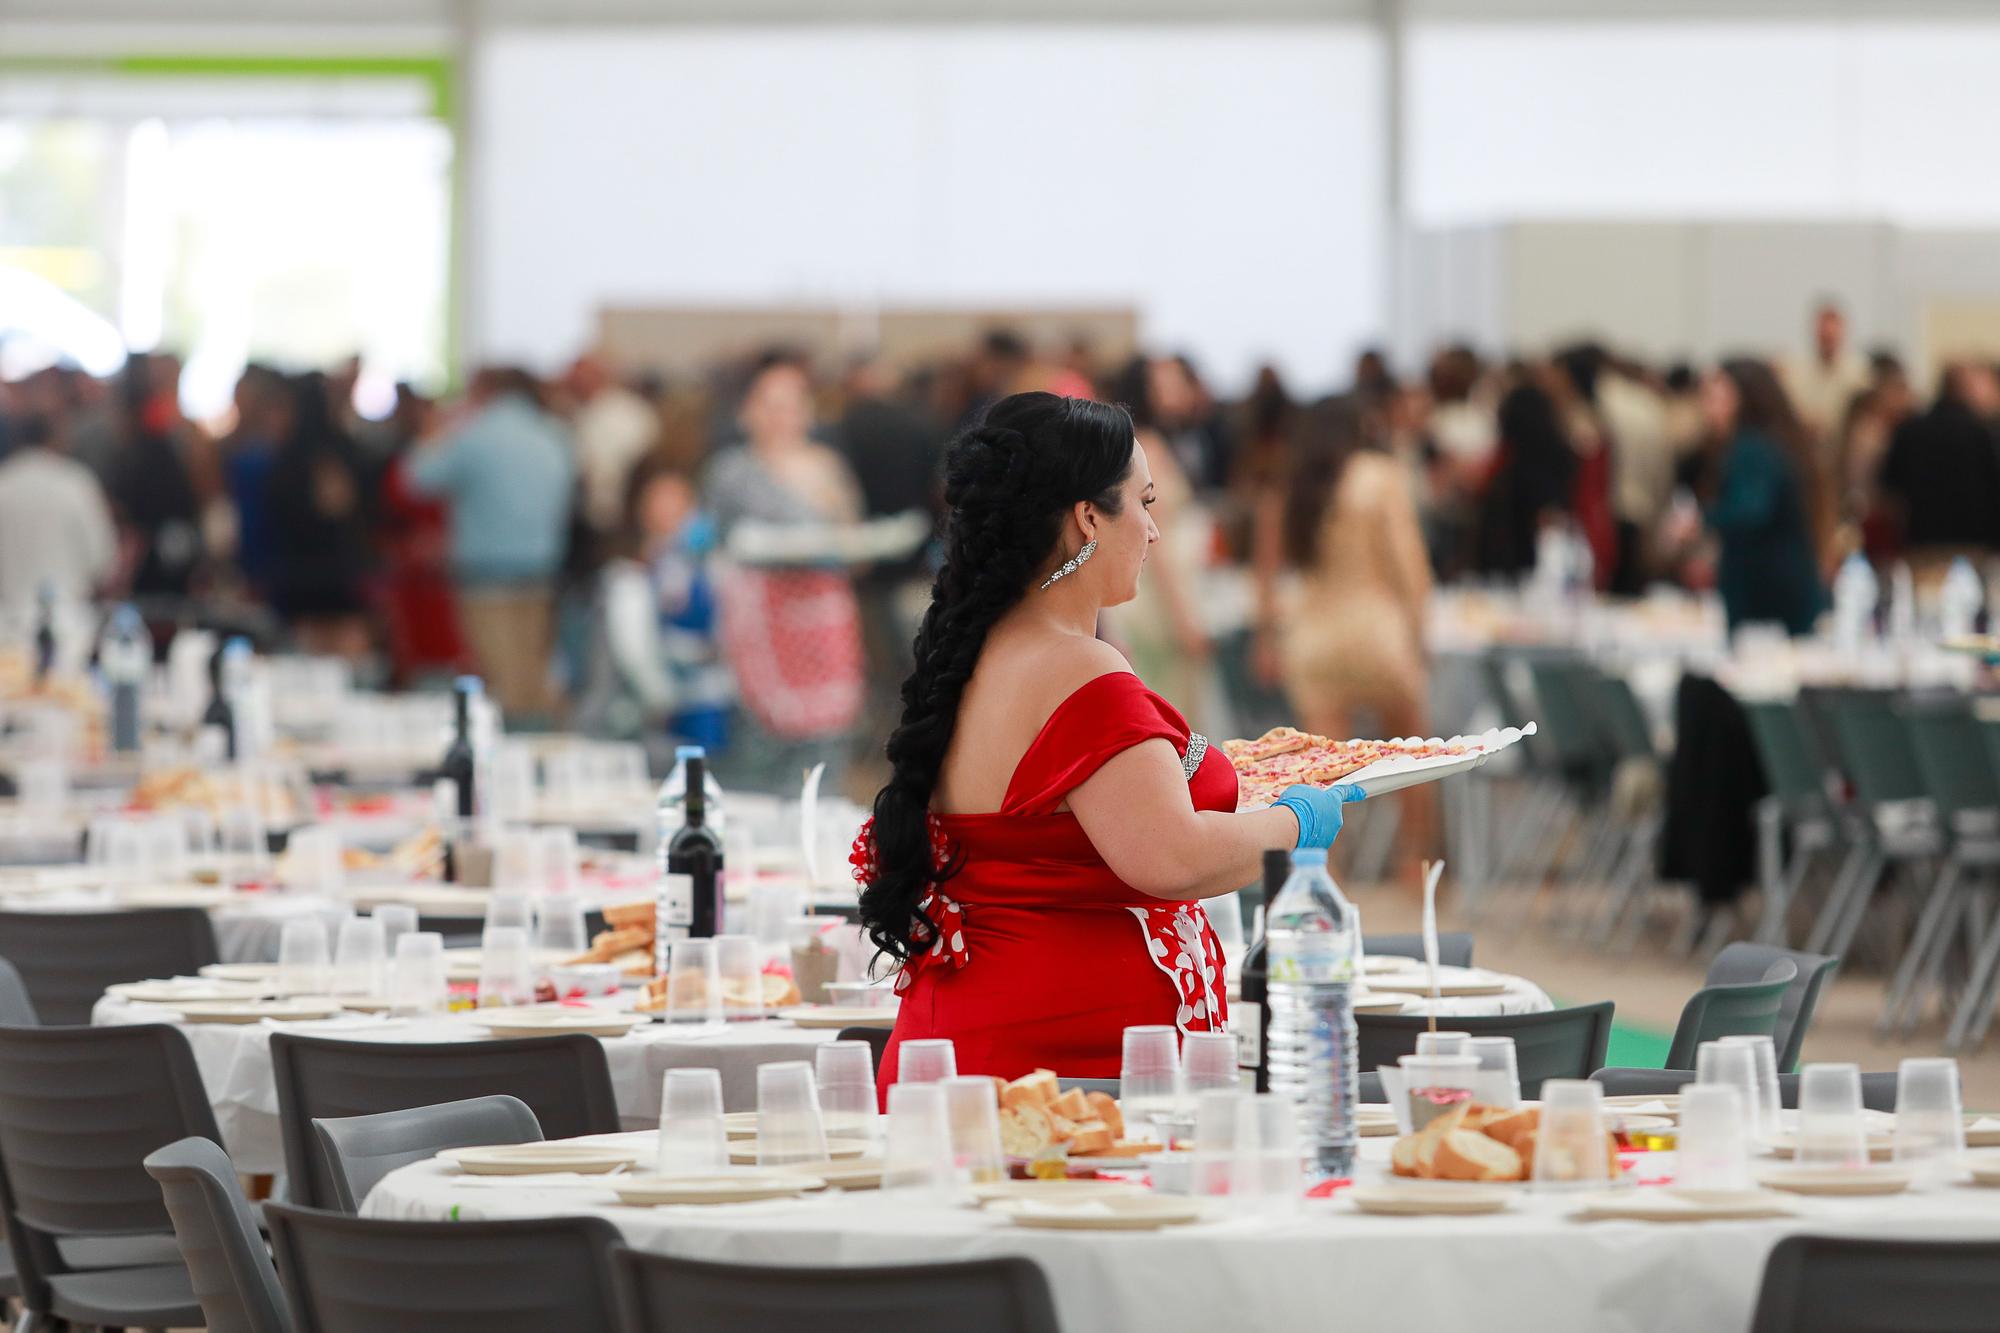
[1056,1077,1120,1097]
[0,908,219,1025]
[1705,943,1839,1070]
[271,1034,617,1211]
[1815,689,1930,808]
[1664,962,1798,1070]
[1901,696,2000,827]
[1749,1235,2000,1333]
[1581,669,1656,762]
[613,1248,1063,1333]
[312,1095,543,1213]
[264,1203,622,1333]
[1526,657,1612,779]
[1595,1067,1897,1113]
[0,957,38,1026]
[144,1136,291,1333]
[1363,933,1474,969]
[836,1026,890,1073]
[1357,1003,1614,1100]
[1741,699,1832,811]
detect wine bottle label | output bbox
[1234,1005,1262,1070]
[660,874,693,931]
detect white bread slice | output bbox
[1005,1070,1060,1109]
[1390,1134,1421,1177]
[999,1104,1055,1158]
[1085,1092,1125,1141]
[1433,1129,1524,1182]
[1049,1088,1091,1122]
[1066,1119,1114,1155]
[1483,1106,1539,1150]
[1044,1109,1079,1143]
[1412,1103,1469,1176]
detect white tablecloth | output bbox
[91,996,837,1175]
[364,1132,2000,1333]
[1351,963,1551,1018]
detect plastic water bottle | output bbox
[100,605,149,753]
[656,744,727,845]
[1832,554,1879,657]
[1941,558,1985,640]
[1887,561,1917,645]
[1264,846,1359,1179]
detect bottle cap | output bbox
[675,745,706,760]
[1290,847,1329,867]
[454,674,484,695]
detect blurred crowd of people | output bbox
[1,302,1995,801]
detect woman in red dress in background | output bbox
[854,392,1362,1085]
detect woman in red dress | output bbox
[854,392,1362,1085]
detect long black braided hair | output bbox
[858,391,1136,963]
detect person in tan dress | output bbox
[1253,396,1434,881]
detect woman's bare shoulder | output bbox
[981,629,1134,708]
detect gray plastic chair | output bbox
[265,1203,623,1333]
[0,907,219,1024]
[613,1248,1062,1333]
[1705,943,1838,1070]
[1750,1235,2000,1332]
[1664,961,1797,1070]
[1362,933,1474,969]
[1592,1067,1899,1112]
[0,1023,220,1330]
[271,1033,619,1210]
[312,1095,543,1213]
[1056,1077,1120,1098]
[0,955,38,1026]
[1357,1003,1615,1100]
[144,1135,291,1333]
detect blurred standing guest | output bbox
[1225,365,1296,557]
[375,384,468,686]
[1106,357,1212,714]
[1598,355,1674,596]
[959,328,1032,429]
[108,353,205,601]
[268,373,373,661]
[1837,377,1916,562]
[579,452,730,753]
[1351,347,1396,411]
[705,354,866,786]
[1423,344,1496,581]
[567,352,659,546]
[218,364,289,598]
[1783,299,1870,461]
[1552,344,1618,589]
[408,367,574,717]
[0,411,117,610]
[1695,359,1828,636]
[1475,378,1577,577]
[1878,362,2000,565]
[1254,396,1434,880]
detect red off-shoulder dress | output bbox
[854,671,1238,1086]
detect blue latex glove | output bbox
[1273,783,1366,850]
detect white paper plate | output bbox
[473,1008,647,1039]
[1572,1188,1794,1222]
[775,1005,897,1030]
[1365,974,1512,998]
[172,998,348,1025]
[1759,1165,1911,1196]
[1964,1150,2000,1186]
[199,963,284,983]
[727,1139,872,1166]
[1350,995,1413,1013]
[722,1112,761,1140]
[991,1195,1208,1231]
[969,1179,1147,1206]
[611,1173,821,1206]
[1765,1134,1895,1163]
[1963,1116,2000,1149]
[1235,724,1538,809]
[107,979,263,1005]
[441,1144,638,1176]
[1348,1184,1513,1216]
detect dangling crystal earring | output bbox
[1039,539,1097,591]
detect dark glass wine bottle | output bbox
[438,676,479,883]
[667,755,725,938]
[200,643,236,761]
[1236,847,1289,1093]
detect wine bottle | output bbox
[438,676,480,883]
[31,583,55,686]
[201,639,244,761]
[1237,848,1289,1093]
[667,754,725,938]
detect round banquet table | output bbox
[364,1131,2000,1333]
[91,996,839,1176]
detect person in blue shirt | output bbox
[408,367,576,718]
[1700,358,1830,636]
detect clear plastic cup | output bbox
[1121,1025,1182,1127]
[1718,1034,1783,1143]
[476,926,535,1008]
[491,828,545,892]
[1183,1031,1241,1096]
[277,917,330,994]
[1415,1030,1473,1058]
[388,931,446,1015]
[656,1067,730,1175]
[483,892,533,945]
[896,1038,957,1086]
[1397,1054,1481,1131]
[880,1083,956,1198]
[756,1060,830,1166]
[1193,1089,1249,1196]
[662,937,724,1026]
[217,805,270,881]
[16,759,67,815]
[1466,1036,1522,1110]
[532,894,588,959]
[332,915,386,996]
[143,817,192,879]
[1795,1063,1868,1170]
[538,828,580,897]
[1674,1083,1752,1192]
[1232,1093,1304,1211]
[815,1040,879,1139]
[284,827,345,894]
[714,935,764,1020]
[1894,1057,1965,1187]
[749,882,805,947]
[940,1076,1006,1184]
[373,904,418,956]
[1530,1079,1611,1191]
[1696,1040,1759,1109]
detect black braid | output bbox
[859,392,1136,962]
